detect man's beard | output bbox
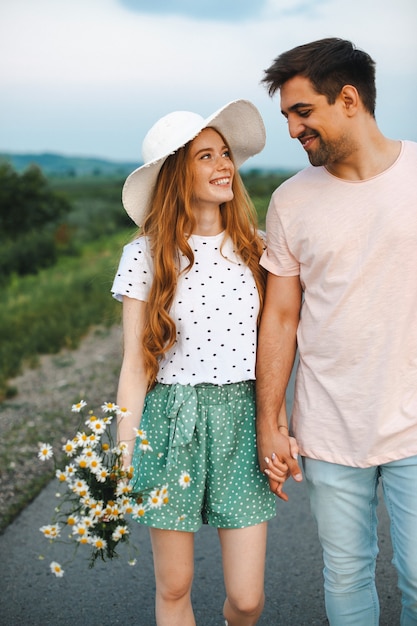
[306,133,354,167]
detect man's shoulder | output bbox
[284,165,320,182]
[271,165,325,202]
[403,139,417,154]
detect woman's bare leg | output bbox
[149,528,195,626]
[218,522,268,626]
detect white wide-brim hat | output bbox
[122,99,266,226]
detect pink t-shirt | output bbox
[261,140,417,467]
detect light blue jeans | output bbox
[303,455,417,626]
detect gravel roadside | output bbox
[0,324,123,531]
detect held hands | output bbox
[261,433,302,501]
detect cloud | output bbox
[264,0,331,18]
[1,0,416,169]
[118,0,264,21]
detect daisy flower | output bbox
[132,503,147,519]
[121,500,135,516]
[86,455,102,473]
[49,561,64,577]
[90,502,104,519]
[88,418,107,435]
[112,525,129,541]
[81,446,95,459]
[86,433,99,447]
[117,407,132,418]
[77,535,90,545]
[89,536,107,550]
[116,482,133,497]
[72,522,90,539]
[38,443,53,462]
[179,471,191,489]
[105,502,123,520]
[72,400,87,413]
[101,402,119,413]
[64,463,76,479]
[139,438,153,452]
[40,524,61,539]
[82,515,97,529]
[95,467,109,483]
[133,428,147,440]
[77,456,89,470]
[148,489,163,509]
[62,439,77,457]
[74,431,89,447]
[160,484,169,505]
[72,479,89,498]
[114,441,129,456]
[124,465,134,480]
[80,494,97,508]
[55,469,67,483]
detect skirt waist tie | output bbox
[166,383,199,470]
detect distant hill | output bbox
[0,151,296,180]
[0,152,141,178]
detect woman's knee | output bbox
[226,589,265,619]
[151,528,194,604]
[156,571,193,604]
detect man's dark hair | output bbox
[262,37,377,116]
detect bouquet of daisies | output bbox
[38,400,168,576]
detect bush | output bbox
[0,230,58,285]
[0,163,71,238]
[0,164,72,282]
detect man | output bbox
[256,38,417,625]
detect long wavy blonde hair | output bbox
[139,129,266,389]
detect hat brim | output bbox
[122,99,266,226]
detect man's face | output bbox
[280,75,355,167]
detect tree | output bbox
[0,163,73,282]
[0,163,71,239]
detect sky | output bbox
[1,0,416,171]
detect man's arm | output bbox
[256,272,303,499]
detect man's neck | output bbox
[325,131,401,181]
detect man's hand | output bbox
[259,431,302,501]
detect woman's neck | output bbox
[192,206,223,236]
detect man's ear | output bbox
[339,84,360,116]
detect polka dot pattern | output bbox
[130,381,276,531]
[111,232,260,385]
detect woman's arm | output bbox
[116,296,149,469]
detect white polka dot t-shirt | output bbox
[111,232,260,386]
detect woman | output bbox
[112,100,289,626]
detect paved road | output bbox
[0,372,402,625]
[0,473,401,625]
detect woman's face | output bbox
[188,127,235,212]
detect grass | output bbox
[0,229,135,399]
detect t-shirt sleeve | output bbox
[260,190,300,277]
[111,238,153,302]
